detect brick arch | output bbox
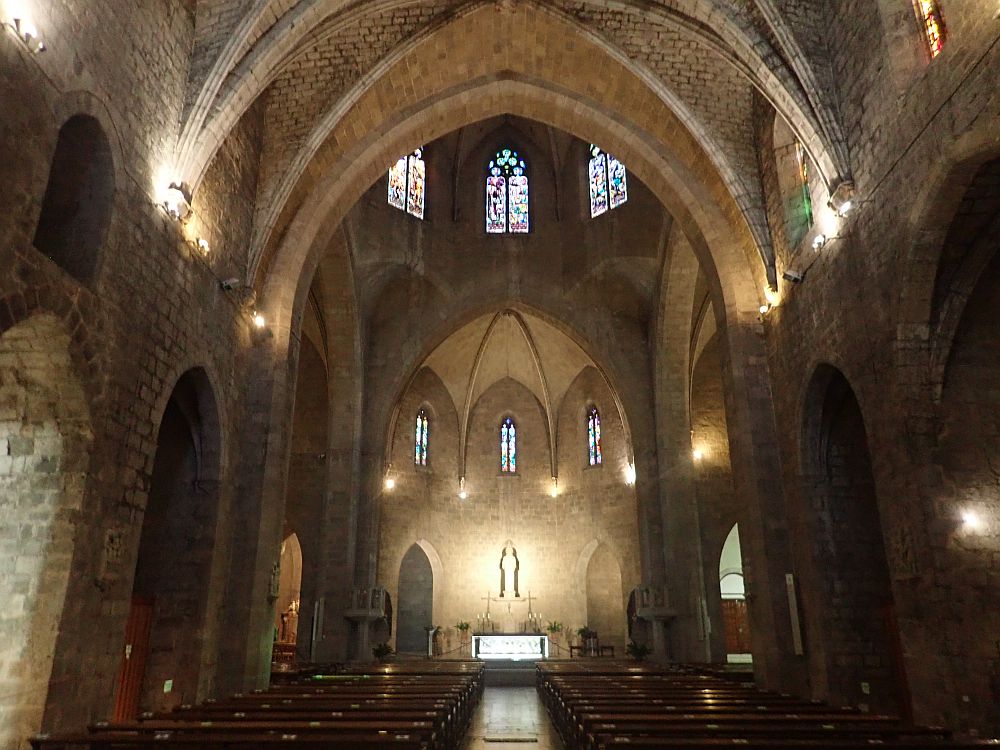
[244,4,780,290]
[0,313,94,746]
[895,131,1000,402]
[178,0,842,203]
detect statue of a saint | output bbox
[499,540,520,598]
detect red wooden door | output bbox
[113,596,154,721]
[721,598,752,654]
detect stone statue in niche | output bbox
[499,540,520,598]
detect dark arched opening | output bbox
[33,115,114,282]
[114,368,222,719]
[801,366,908,714]
[396,544,433,654]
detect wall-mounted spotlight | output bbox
[458,476,468,500]
[624,462,636,486]
[384,475,396,491]
[162,182,192,221]
[782,269,804,284]
[549,477,559,498]
[195,238,210,256]
[253,312,266,329]
[5,16,45,52]
[961,510,982,530]
[759,303,771,315]
[812,234,828,251]
[692,448,704,461]
[828,180,856,217]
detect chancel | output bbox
[2,1,1000,749]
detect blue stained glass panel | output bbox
[590,152,608,217]
[407,152,425,219]
[486,174,507,233]
[608,155,628,210]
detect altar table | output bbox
[472,633,548,660]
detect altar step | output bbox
[483,659,538,687]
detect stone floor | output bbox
[461,687,563,748]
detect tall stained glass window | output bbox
[486,148,529,234]
[913,0,946,58]
[589,145,628,218]
[500,417,517,473]
[795,141,813,228]
[414,409,429,466]
[387,148,425,219]
[587,407,602,466]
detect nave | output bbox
[29,659,998,750]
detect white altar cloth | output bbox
[472,634,548,660]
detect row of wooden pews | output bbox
[31,661,484,750]
[537,661,995,750]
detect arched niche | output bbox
[396,543,434,654]
[801,365,907,715]
[583,542,626,657]
[275,533,303,644]
[33,115,114,282]
[0,314,92,748]
[115,368,223,719]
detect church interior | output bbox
[1,0,999,748]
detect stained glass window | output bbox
[387,148,425,219]
[486,148,529,234]
[795,141,813,228]
[913,0,945,58]
[589,145,628,218]
[414,409,429,466]
[388,156,407,212]
[587,407,602,466]
[500,417,517,472]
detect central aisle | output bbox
[461,687,563,748]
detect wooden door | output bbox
[113,596,154,721]
[721,598,751,654]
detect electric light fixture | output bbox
[384,476,395,491]
[253,312,266,329]
[549,477,558,498]
[828,180,856,217]
[162,183,192,221]
[6,15,44,52]
[196,238,210,255]
[624,462,636,486]
[961,510,981,529]
[812,234,828,251]
[693,449,704,461]
[458,476,468,500]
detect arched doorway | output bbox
[274,533,303,649]
[719,524,752,662]
[802,366,906,714]
[585,543,626,657]
[396,544,433,654]
[114,369,222,719]
[0,314,92,748]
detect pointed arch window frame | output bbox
[500,417,517,473]
[589,145,628,218]
[414,408,429,467]
[587,406,603,466]
[486,147,530,234]
[388,147,426,219]
[913,0,946,59]
[794,141,814,228]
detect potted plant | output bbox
[577,626,598,657]
[626,639,651,662]
[372,642,393,663]
[455,621,471,655]
[546,621,564,654]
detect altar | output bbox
[472,633,548,661]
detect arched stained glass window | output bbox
[500,417,517,472]
[794,141,813,228]
[589,145,628,218]
[587,407,602,466]
[388,148,425,219]
[486,148,529,234]
[913,0,946,58]
[414,409,429,466]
